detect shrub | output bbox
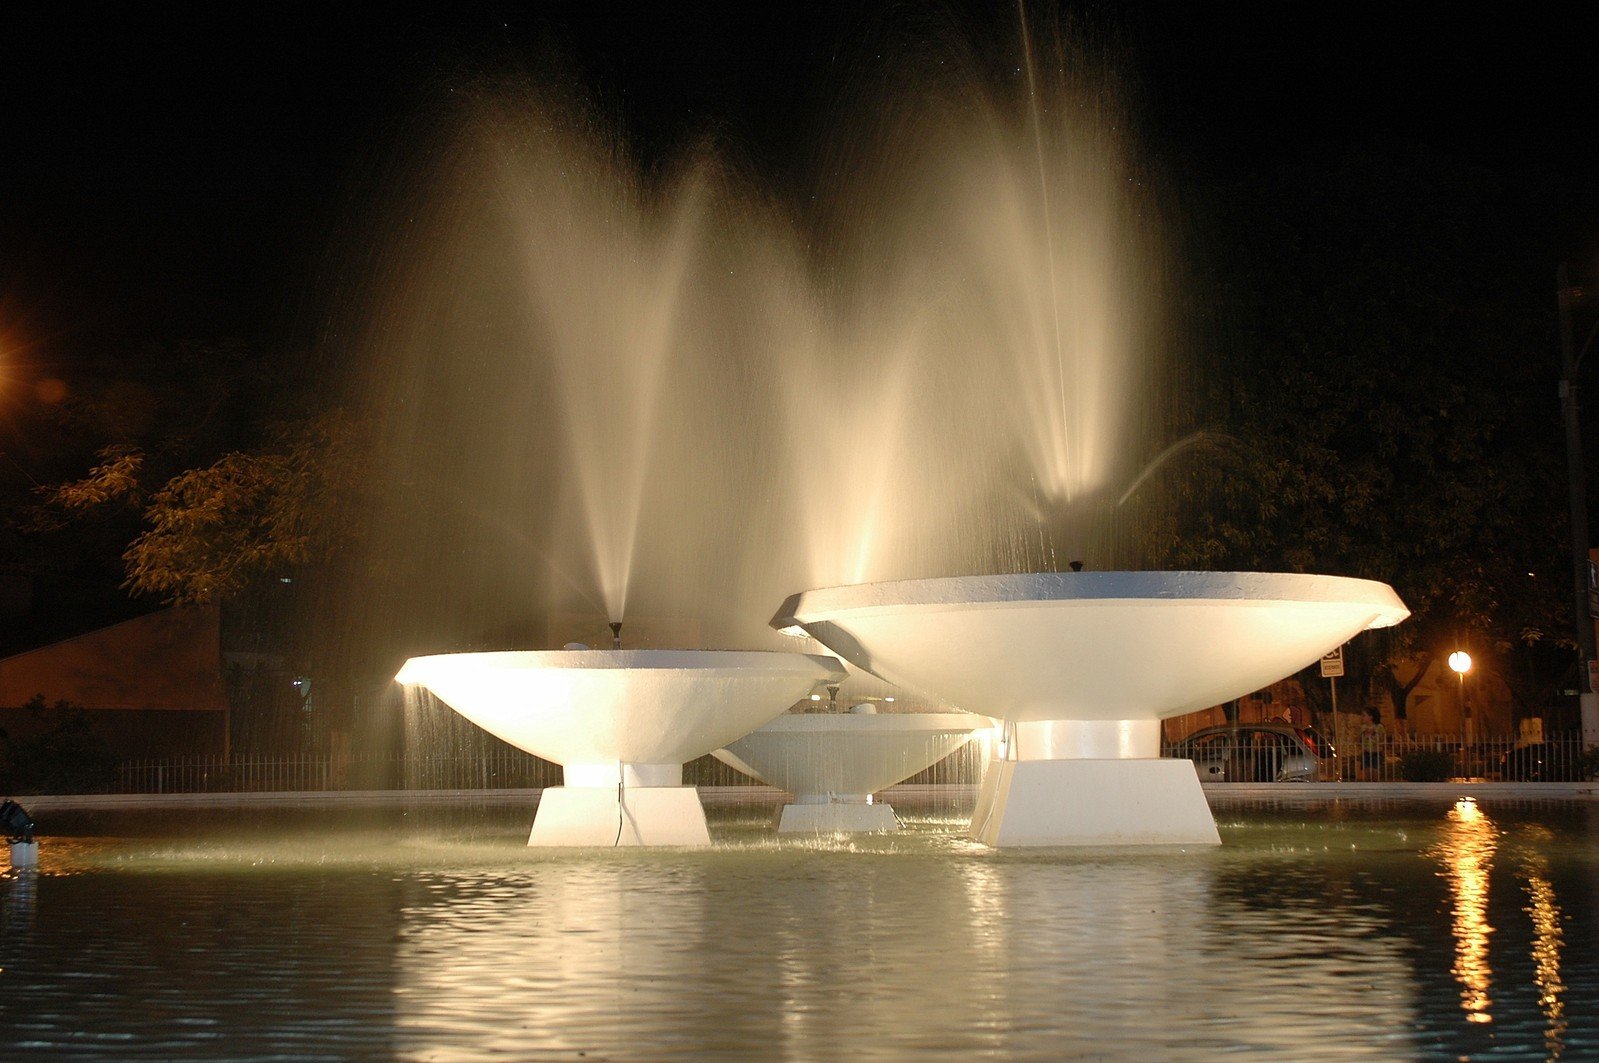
[1398,748,1455,782]
[0,697,118,794]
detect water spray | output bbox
[609,621,623,649]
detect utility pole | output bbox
[1557,264,1599,746]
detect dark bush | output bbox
[0,696,118,794]
[1398,748,1455,782]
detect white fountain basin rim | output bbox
[396,648,847,685]
[772,570,1409,632]
[392,649,847,770]
[753,712,993,734]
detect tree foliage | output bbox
[1144,155,1573,723]
[42,382,367,605]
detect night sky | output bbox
[2,1,1596,371]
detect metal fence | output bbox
[1162,731,1595,783]
[106,732,1593,795]
[109,741,996,795]
[114,750,564,795]
[1337,733,1593,783]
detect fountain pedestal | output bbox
[971,719,1218,846]
[776,794,898,834]
[532,762,711,846]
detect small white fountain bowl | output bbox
[772,571,1407,723]
[714,711,990,832]
[396,649,846,846]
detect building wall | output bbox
[0,605,230,761]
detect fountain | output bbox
[356,23,1398,855]
[397,649,845,845]
[773,571,1409,846]
[714,703,990,832]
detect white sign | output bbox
[1319,646,1345,678]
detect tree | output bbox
[1138,155,1573,728]
[49,410,366,604]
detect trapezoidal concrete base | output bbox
[529,786,712,847]
[776,799,899,834]
[969,759,1220,847]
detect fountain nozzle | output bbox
[1069,561,1084,572]
[609,621,623,650]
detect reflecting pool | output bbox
[1,795,1595,1059]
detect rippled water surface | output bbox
[2,795,1596,1060]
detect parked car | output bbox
[1499,742,1587,782]
[1167,723,1339,783]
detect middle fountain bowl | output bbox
[397,649,846,846]
[714,709,991,833]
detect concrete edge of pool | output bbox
[11,780,1598,814]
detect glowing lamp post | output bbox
[1449,650,1473,764]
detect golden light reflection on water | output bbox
[1520,833,1567,1060]
[1431,797,1498,1024]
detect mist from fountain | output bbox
[347,14,1163,670]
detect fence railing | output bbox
[114,750,565,795]
[1161,731,1595,784]
[104,733,1593,795]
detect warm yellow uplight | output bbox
[1449,651,1473,675]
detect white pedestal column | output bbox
[529,763,712,847]
[969,720,1220,848]
[776,795,899,834]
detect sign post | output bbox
[1320,646,1345,771]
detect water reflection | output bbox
[1430,797,1498,1024]
[1205,836,1421,1056]
[1519,832,1567,1059]
[2,802,1596,1058]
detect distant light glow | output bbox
[809,694,822,701]
[1449,651,1472,675]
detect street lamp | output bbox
[1449,651,1473,760]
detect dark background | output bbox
[0,1,1596,649]
[3,2,1595,359]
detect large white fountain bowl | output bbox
[772,571,1408,723]
[714,711,990,833]
[396,649,847,769]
